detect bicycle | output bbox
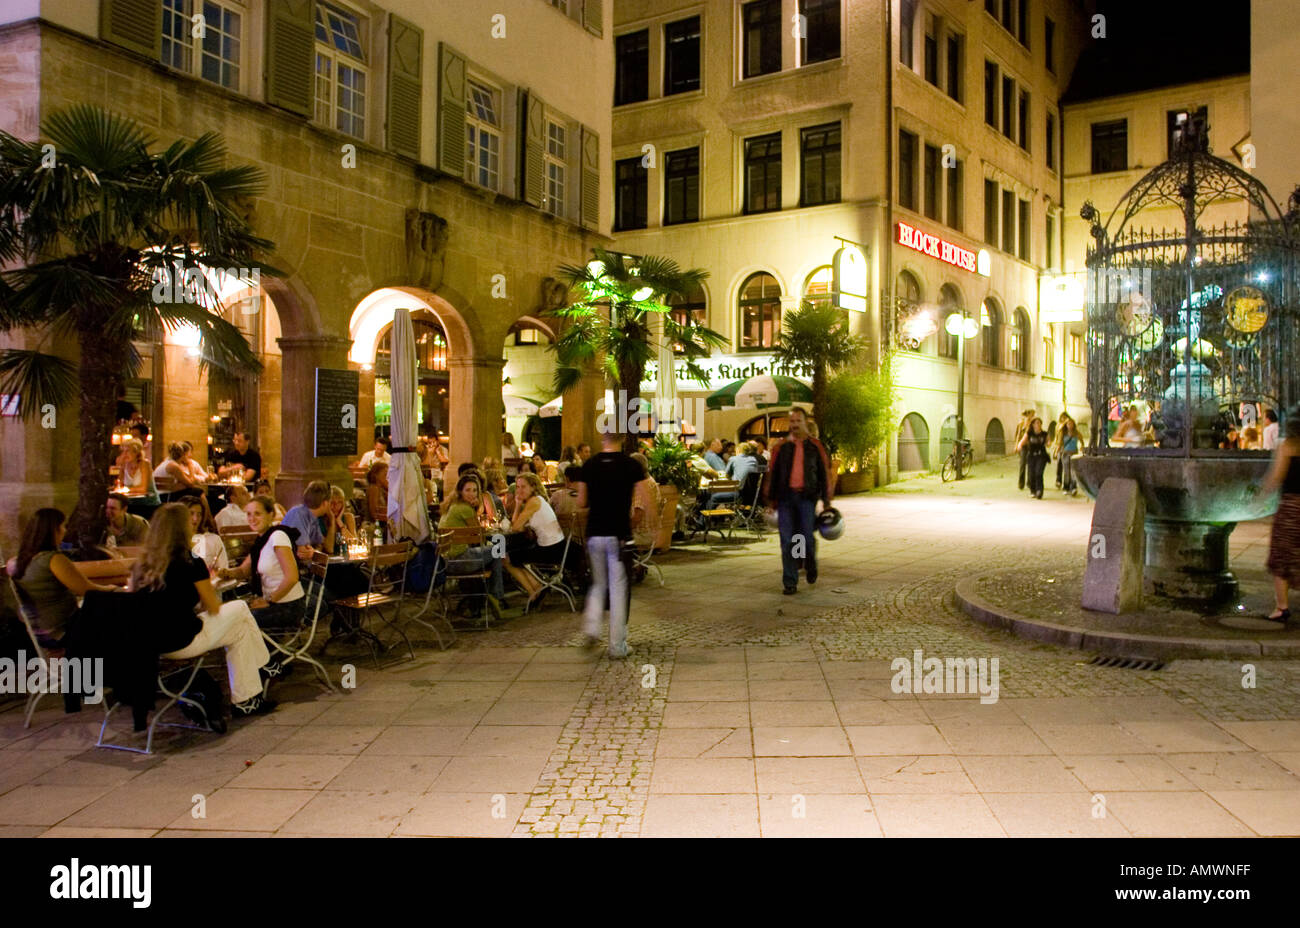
[941,438,974,482]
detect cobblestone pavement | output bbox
[2,458,1297,837]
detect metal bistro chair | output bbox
[435,526,503,629]
[630,496,667,587]
[3,564,54,728]
[524,510,584,614]
[261,550,336,692]
[696,479,741,543]
[327,541,416,667]
[406,544,458,651]
[730,470,769,539]
[96,652,224,755]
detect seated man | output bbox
[549,467,581,519]
[703,438,726,472]
[279,479,336,561]
[104,493,149,546]
[217,431,262,482]
[359,437,391,469]
[214,484,252,529]
[707,441,761,509]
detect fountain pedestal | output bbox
[1074,455,1273,606]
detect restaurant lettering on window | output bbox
[642,353,815,390]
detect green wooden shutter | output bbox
[437,43,467,177]
[582,0,603,38]
[100,0,162,59]
[523,92,546,209]
[265,0,314,117]
[387,15,423,159]
[580,126,600,231]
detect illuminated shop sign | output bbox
[832,244,868,313]
[896,221,984,275]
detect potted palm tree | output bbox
[549,248,725,453]
[819,362,897,494]
[771,299,868,429]
[645,433,696,550]
[0,105,270,546]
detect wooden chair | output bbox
[260,550,336,692]
[327,541,415,667]
[631,496,667,587]
[72,558,137,588]
[696,479,741,543]
[435,526,502,629]
[218,529,258,565]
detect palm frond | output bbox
[551,364,585,396]
[0,348,77,418]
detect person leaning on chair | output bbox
[764,408,833,595]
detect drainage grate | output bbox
[1086,655,1166,671]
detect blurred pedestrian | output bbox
[1017,417,1050,499]
[1258,413,1300,623]
[1014,409,1034,490]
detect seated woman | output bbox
[629,453,660,550]
[328,484,359,552]
[181,441,209,483]
[476,471,509,531]
[130,503,276,717]
[556,446,581,478]
[487,468,514,515]
[438,475,506,603]
[118,438,160,504]
[7,508,118,646]
[215,495,306,630]
[254,480,286,521]
[503,473,566,607]
[154,441,203,489]
[186,495,229,573]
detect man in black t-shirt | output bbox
[218,431,263,482]
[573,429,643,659]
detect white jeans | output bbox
[162,600,270,703]
[583,536,629,658]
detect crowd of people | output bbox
[1015,409,1083,499]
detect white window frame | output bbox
[465,78,504,191]
[161,0,245,92]
[544,117,568,219]
[314,0,369,140]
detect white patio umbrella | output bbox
[539,396,564,418]
[503,394,545,417]
[386,308,431,544]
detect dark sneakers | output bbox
[783,585,796,595]
[231,694,277,717]
[806,566,818,585]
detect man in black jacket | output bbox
[764,407,833,594]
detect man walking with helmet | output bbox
[764,407,835,595]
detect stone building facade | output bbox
[0,0,613,537]
[609,0,1092,481]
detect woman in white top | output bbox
[181,441,209,483]
[503,473,566,606]
[186,496,229,572]
[155,441,203,488]
[118,438,160,504]
[215,495,305,629]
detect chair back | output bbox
[220,530,257,562]
[2,553,50,661]
[437,525,486,554]
[369,541,413,571]
[705,479,740,495]
[303,550,331,626]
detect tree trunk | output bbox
[811,363,827,429]
[619,358,644,455]
[70,327,128,548]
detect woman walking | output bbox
[1258,414,1300,623]
[1017,417,1050,499]
[1059,419,1081,496]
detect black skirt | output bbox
[510,539,565,567]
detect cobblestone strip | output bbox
[512,645,672,837]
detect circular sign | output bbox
[1117,293,1154,335]
[1132,316,1164,352]
[1224,285,1268,334]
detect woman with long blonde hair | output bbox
[503,472,566,607]
[131,503,277,717]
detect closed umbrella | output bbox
[706,374,812,410]
[386,308,431,544]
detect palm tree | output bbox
[771,299,869,423]
[0,105,270,546]
[550,248,725,452]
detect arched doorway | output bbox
[898,412,929,471]
[985,418,1006,456]
[373,314,450,439]
[939,415,970,449]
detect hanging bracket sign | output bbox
[832,243,869,313]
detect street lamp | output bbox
[945,309,981,479]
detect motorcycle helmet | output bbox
[763,507,781,529]
[815,507,844,541]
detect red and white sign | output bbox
[897,221,978,274]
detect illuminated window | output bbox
[314,2,367,138]
[739,273,782,349]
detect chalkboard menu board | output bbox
[315,368,360,457]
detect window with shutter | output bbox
[580,127,600,231]
[582,0,603,37]
[160,0,242,90]
[437,43,467,177]
[314,2,368,139]
[102,0,162,59]
[265,0,314,117]
[522,91,546,208]
[545,120,568,219]
[387,15,423,159]
[465,79,503,190]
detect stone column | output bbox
[0,331,80,547]
[357,366,376,455]
[274,334,353,507]
[157,342,209,459]
[447,355,505,473]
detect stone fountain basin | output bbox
[1073,454,1275,523]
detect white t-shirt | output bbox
[214,504,248,529]
[360,450,390,468]
[257,529,304,603]
[1264,421,1279,450]
[527,498,564,548]
[154,461,175,480]
[192,532,229,572]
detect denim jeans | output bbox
[446,544,505,600]
[583,535,628,658]
[1061,450,1076,491]
[777,497,818,589]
